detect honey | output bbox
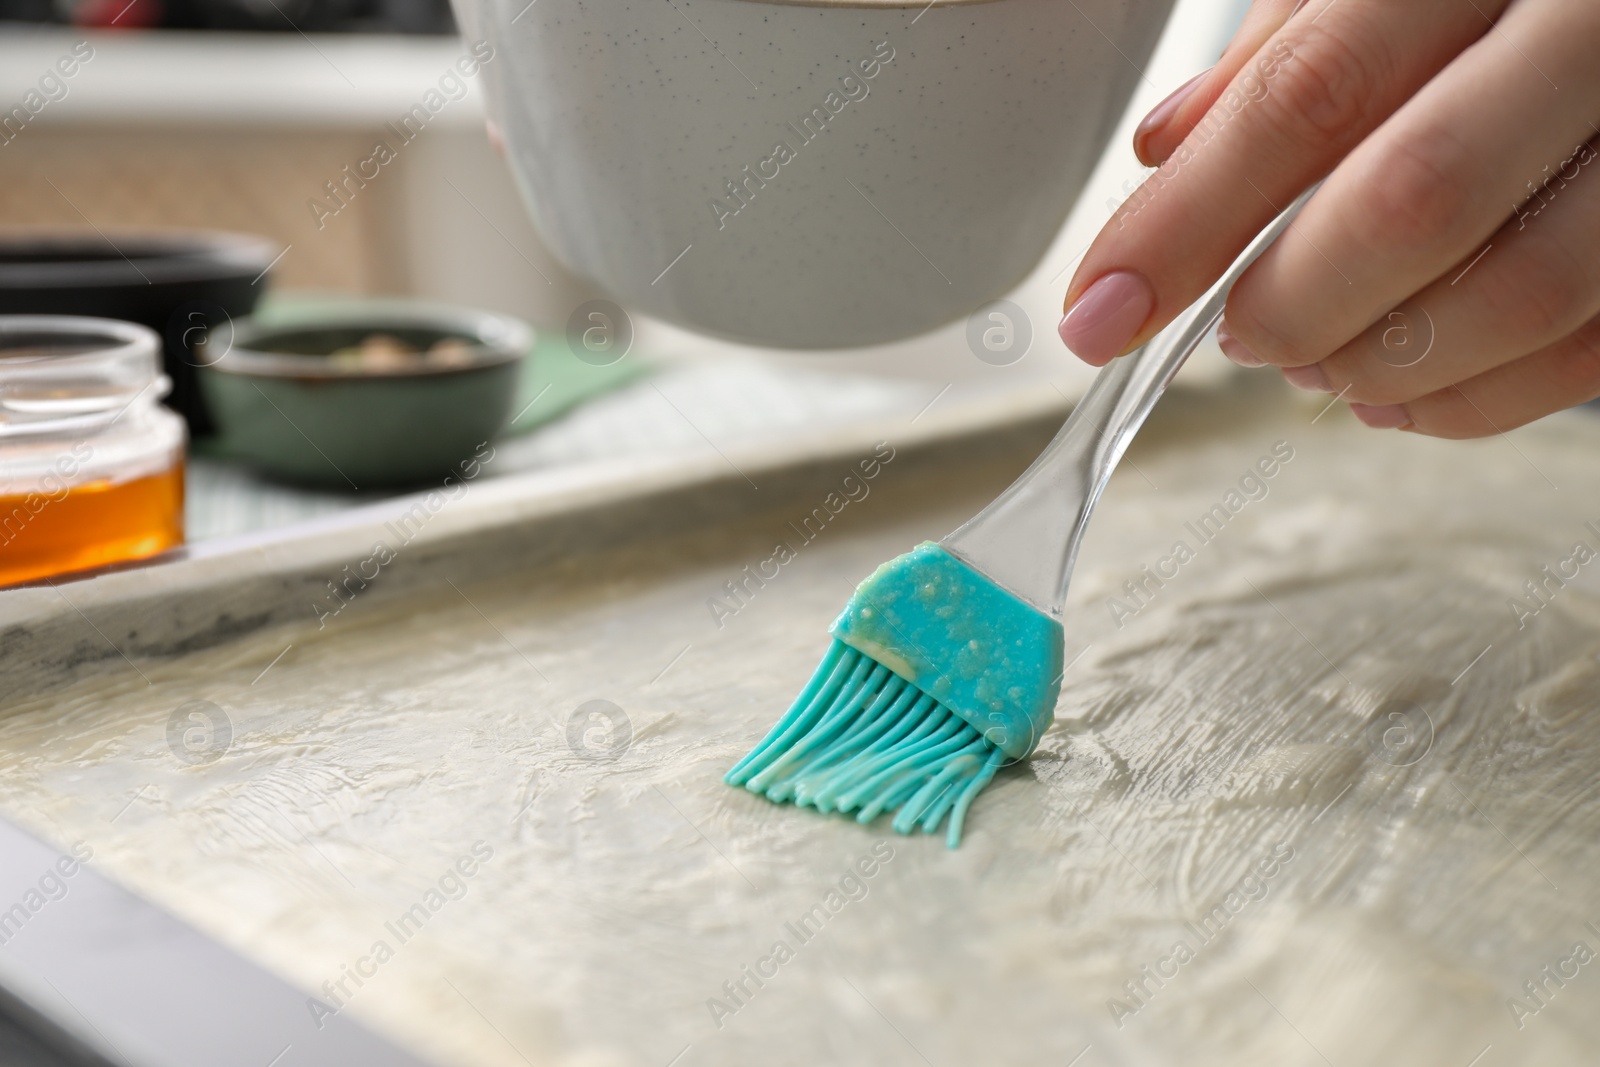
[1,316,187,589]
[0,462,184,587]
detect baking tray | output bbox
[3,377,1600,1066]
[0,816,432,1067]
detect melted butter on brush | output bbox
[829,541,1063,754]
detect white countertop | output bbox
[0,29,486,127]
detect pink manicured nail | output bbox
[1281,363,1331,393]
[1350,402,1412,429]
[1058,271,1156,365]
[1134,68,1211,153]
[1216,319,1265,367]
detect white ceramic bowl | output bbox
[455,0,1176,348]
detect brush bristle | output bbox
[725,639,1006,848]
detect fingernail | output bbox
[1281,363,1331,393]
[1058,271,1156,365]
[1350,402,1412,430]
[1216,319,1265,367]
[1134,68,1210,156]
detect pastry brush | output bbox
[726,188,1317,846]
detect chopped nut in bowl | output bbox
[197,301,531,488]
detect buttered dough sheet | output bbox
[3,381,1600,1067]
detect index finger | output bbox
[1057,0,1502,366]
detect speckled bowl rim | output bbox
[741,0,1003,6]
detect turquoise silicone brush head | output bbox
[726,189,1317,846]
[723,543,1064,848]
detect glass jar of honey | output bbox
[0,316,185,587]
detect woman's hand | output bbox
[1057,0,1600,438]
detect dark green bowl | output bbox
[197,302,531,489]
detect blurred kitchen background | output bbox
[0,0,1250,549]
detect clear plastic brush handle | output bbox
[942,183,1320,618]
